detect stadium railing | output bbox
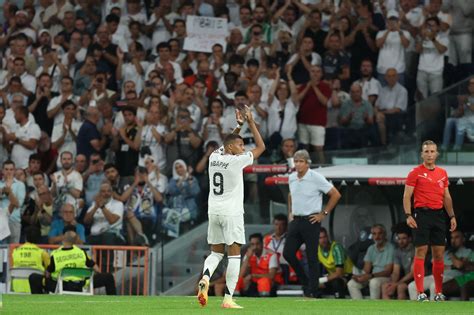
[4,244,152,296]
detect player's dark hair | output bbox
[273,214,288,225]
[25,226,41,243]
[224,134,243,147]
[320,227,328,236]
[249,233,263,242]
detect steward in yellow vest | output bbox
[11,226,49,293]
[29,229,117,295]
[317,227,353,298]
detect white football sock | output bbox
[202,251,224,282]
[224,255,241,299]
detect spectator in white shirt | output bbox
[237,24,271,62]
[442,0,473,76]
[137,104,167,171]
[84,181,124,245]
[51,100,83,165]
[47,77,79,126]
[116,41,150,96]
[51,151,83,214]
[286,36,322,85]
[11,57,36,96]
[267,70,299,148]
[2,93,35,133]
[271,0,307,39]
[355,59,382,106]
[145,42,183,85]
[375,69,408,146]
[5,106,41,169]
[375,10,411,85]
[200,99,225,148]
[236,5,253,40]
[146,0,179,50]
[415,17,448,99]
[0,104,8,165]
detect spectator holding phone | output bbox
[376,10,411,85]
[415,17,448,99]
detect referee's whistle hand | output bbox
[406,216,417,229]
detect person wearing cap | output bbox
[10,10,36,43]
[375,10,411,85]
[283,149,341,298]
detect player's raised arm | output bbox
[244,106,266,159]
[231,109,244,135]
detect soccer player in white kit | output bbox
[197,106,266,309]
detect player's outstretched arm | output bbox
[244,106,266,159]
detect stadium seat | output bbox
[7,267,43,294]
[269,201,287,224]
[55,268,94,296]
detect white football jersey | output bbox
[208,146,253,216]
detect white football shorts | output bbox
[207,214,245,245]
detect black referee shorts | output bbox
[413,208,447,247]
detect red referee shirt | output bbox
[405,164,449,210]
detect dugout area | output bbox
[265,165,474,248]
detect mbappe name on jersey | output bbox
[210,161,229,169]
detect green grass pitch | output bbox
[1,295,473,314]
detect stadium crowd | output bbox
[0,0,473,298]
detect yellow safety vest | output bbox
[51,245,87,281]
[12,243,48,293]
[318,241,353,275]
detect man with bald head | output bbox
[76,106,108,159]
[339,83,375,148]
[375,68,408,146]
[29,229,117,295]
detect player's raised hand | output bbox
[235,108,245,126]
[243,105,254,123]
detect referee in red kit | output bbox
[403,140,457,302]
